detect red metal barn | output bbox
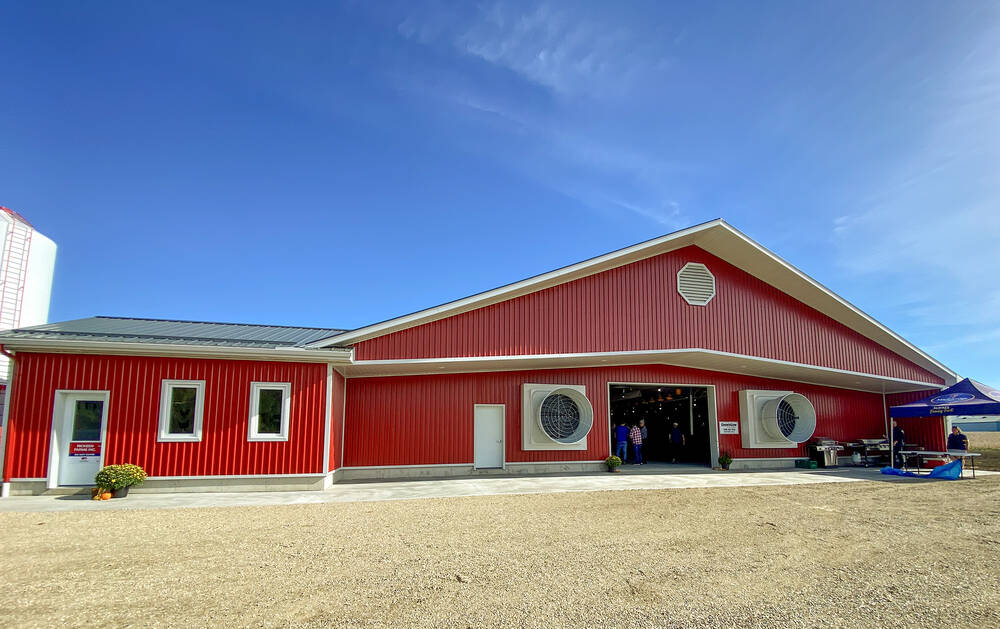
[0,221,955,495]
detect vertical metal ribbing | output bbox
[5,353,328,479]
[352,246,941,385]
[342,363,913,467]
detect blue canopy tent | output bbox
[887,378,1000,476]
[890,378,1000,418]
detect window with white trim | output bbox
[248,382,291,441]
[158,380,205,442]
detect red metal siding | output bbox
[885,390,947,451]
[3,353,328,480]
[344,364,893,467]
[355,246,943,385]
[328,369,346,471]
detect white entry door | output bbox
[57,393,108,486]
[474,404,505,469]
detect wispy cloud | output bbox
[831,18,1000,376]
[399,2,672,97]
[393,1,691,229]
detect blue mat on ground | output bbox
[880,459,963,480]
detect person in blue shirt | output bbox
[947,426,969,452]
[615,422,630,462]
[669,422,686,464]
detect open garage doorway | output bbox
[608,383,719,467]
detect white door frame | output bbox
[47,390,111,489]
[473,404,506,470]
[607,382,720,468]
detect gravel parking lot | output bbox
[2,477,998,628]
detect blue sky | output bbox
[1,1,998,385]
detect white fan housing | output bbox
[738,390,817,449]
[521,383,593,450]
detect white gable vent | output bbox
[677,262,716,306]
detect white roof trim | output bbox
[308,220,956,385]
[339,348,943,394]
[0,338,353,364]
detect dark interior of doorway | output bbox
[609,384,711,465]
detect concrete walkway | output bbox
[3,466,992,513]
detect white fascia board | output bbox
[306,220,955,385]
[0,338,353,364]
[341,348,944,394]
[307,219,724,347]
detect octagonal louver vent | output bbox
[677,262,716,306]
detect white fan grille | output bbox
[677,262,716,305]
[540,394,581,441]
[776,400,798,438]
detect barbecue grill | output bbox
[848,439,889,467]
[807,437,843,468]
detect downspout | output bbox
[882,386,890,468]
[0,345,16,498]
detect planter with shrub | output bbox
[605,455,623,472]
[94,464,148,498]
[718,452,733,471]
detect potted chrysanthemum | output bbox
[605,455,623,472]
[94,463,148,498]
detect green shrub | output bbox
[718,452,733,467]
[605,455,622,468]
[95,464,148,490]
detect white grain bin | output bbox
[0,207,57,382]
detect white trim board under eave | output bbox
[306,220,956,386]
[339,348,944,394]
[0,338,353,364]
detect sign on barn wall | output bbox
[719,421,739,435]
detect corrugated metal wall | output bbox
[4,353,328,480]
[355,246,943,385]
[328,369,346,471]
[344,364,905,467]
[885,390,947,451]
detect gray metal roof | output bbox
[0,316,349,349]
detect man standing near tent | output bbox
[892,420,906,468]
[947,426,968,453]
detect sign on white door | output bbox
[58,395,107,486]
[474,405,504,469]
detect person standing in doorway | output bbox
[669,422,686,464]
[615,421,630,463]
[629,422,644,465]
[639,419,648,464]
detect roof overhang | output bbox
[339,348,944,394]
[307,220,957,386]
[0,338,354,364]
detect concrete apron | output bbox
[2,467,993,513]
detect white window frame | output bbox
[248,382,291,442]
[157,380,206,442]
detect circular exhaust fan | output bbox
[761,393,816,443]
[538,388,593,444]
